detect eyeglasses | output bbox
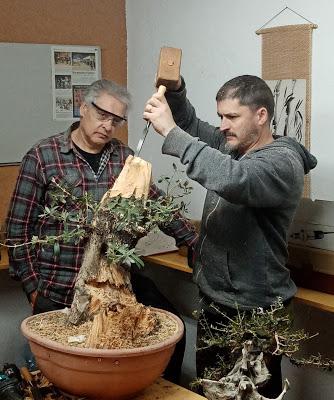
[90,102,127,127]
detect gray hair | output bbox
[83,79,131,109]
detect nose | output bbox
[102,118,114,131]
[220,118,230,132]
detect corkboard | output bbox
[0,0,127,144]
[256,24,317,197]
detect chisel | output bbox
[135,85,166,156]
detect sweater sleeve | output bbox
[165,77,224,149]
[162,128,305,208]
[148,183,198,247]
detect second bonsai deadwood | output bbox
[197,299,333,400]
[67,155,178,348]
[201,341,290,400]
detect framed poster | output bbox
[51,46,101,120]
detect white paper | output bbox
[51,46,101,121]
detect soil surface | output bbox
[27,309,178,349]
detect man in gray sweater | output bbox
[143,75,317,396]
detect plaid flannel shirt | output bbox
[6,123,198,305]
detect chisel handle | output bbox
[157,84,167,96]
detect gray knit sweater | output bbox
[163,81,317,309]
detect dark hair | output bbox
[216,75,274,122]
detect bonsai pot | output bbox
[21,308,184,400]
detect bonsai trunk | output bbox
[67,155,158,348]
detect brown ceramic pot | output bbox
[21,308,184,400]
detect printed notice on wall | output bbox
[51,46,101,120]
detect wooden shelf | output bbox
[294,287,334,313]
[0,246,9,270]
[144,251,334,313]
[3,247,334,313]
[144,252,192,274]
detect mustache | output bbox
[223,132,237,137]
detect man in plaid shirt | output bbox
[6,79,197,383]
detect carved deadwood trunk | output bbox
[67,156,158,348]
[201,341,290,400]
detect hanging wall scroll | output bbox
[256,22,317,197]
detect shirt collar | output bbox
[60,121,114,154]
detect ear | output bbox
[80,102,88,118]
[256,107,268,126]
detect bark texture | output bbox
[67,156,158,348]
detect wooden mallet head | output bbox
[156,47,182,90]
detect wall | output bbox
[126,1,334,399]
[126,0,334,257]
[0,0,127,144]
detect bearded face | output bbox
[217,98,265,154]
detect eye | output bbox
[98,112,108,120]
[113,117,122,124]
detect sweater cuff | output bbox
[165,76,186,96]
[162,126,194,158]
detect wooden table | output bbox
[135,378,205,399]
[144,251,334,313]
[25,374,205,400]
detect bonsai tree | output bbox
[197,298,334,400]
[3,155,193,349]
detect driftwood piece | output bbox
[101,155,152,202]
[67,156,157,348]
[201,341,290,400]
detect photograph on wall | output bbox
[72,52,96,72]
[266,79,306,146]
[55,96,72,113]
[72,85,87,118]
[51,46,101,120]
[54,51,72,67]
[55,74,72,89]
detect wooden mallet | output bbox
[156,47,182,90]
